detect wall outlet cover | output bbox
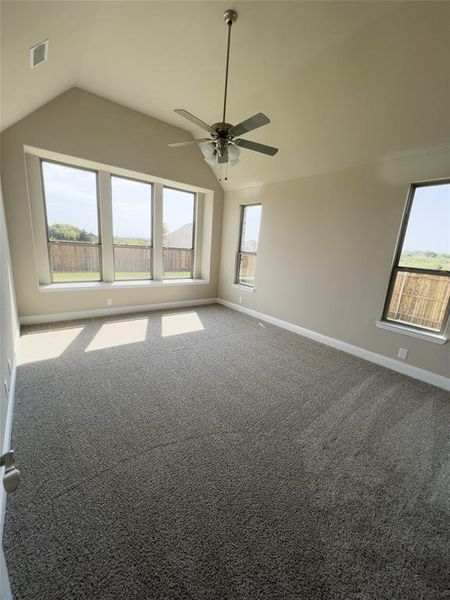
[398,347,408,360]
[106,298,113,306]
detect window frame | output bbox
[162,185,196,280]
[40,158,103,284]
[381,179,450,336]
[25,147,214,289]
[235,203,262,289]
[111,173,154,282]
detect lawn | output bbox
[52,271,192,282]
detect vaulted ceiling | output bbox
[1,1,449,190]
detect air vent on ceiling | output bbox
[30,40,48,68]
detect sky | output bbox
[42,162,448,254]
[402,183,450,254]
[241,204,262,251]
[42,162,194,241]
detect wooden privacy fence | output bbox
[387,271,450,331]
[49,242,100,273]
[163,248,193,274]
[114,245,151,274]
[49,242,193,275]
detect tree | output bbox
[48,224,81,241]
[48,224,97,242]
[78,229,97,243]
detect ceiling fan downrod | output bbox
[222,9,237,124]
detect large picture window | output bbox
[112,176,152,280]
[41,161,101,282]
[236,204,262,287]
[163,187,195,279]
[382,180,450,334]
[36,155,206,286]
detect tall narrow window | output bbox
[236,204,262,287]
[42,161,101,282]
[163,187,195,279]
[383,181,450,334]
[111,176,152,280]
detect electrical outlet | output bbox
[106,298,113,306]
[7,359,11,374]
[239,296,243,304]
[398,347,408,360]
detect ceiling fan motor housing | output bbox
[212,122,233,137]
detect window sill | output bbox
[233,283,255,293]
[375,320,447,345]
[39,279,209,292]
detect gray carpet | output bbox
[3,303,450,599]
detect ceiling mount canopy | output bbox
[169,8,278,179]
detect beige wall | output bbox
[219,148,450,378]
[0,88,223,317]
[0,179,18,448]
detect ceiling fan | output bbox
[169,9,278,177]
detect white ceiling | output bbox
[2,1,449,190]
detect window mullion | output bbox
[98,171,114,282]
[153,183,163,281]
[193,193,203,279]
[25,154,52,284]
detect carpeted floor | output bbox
[3,303,450,599]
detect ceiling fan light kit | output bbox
[169,9,278,180]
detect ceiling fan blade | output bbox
[229,113,270,138]
[218,150,229,164]
[169,138,211,147]
[235,138,279,156]
[174,109,214,134]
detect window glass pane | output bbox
[163,248,193,279]
[163,188,194,249]
[114,246,151,280]
[42,161,100,282]
[111,177,152,246]
[111,176,152,280]
[386,270,450,332]
[42,161,99,241]
[48,243,101,282]
[238,253,257,286]
[399,183,450,270]
[163,188,195,278]
[240,205,262,253]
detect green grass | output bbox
[52,271,192,282]
[399,252,450,271]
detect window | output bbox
[32,153,210,286]
[382,180,450,334]
[42,161,101,282]
[236,204,262,287]
[163,187,195,279]
[111,176,152,280]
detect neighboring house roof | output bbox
[164,223,193,248]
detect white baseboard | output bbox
[217,298,450,391]
[19,298,218,325]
